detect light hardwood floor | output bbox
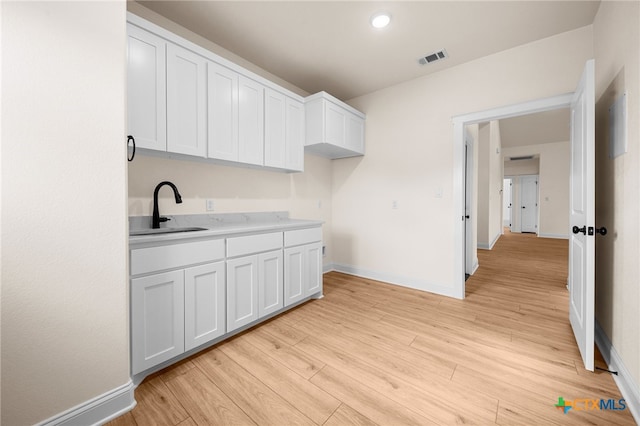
[109,230,635,425]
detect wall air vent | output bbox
[418,49,448,65]
[509,155,535,161]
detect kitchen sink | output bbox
[129,227,209,236]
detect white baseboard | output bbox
[471,258,479,275]
[323,263,335,274]
[595,321,640,424]
[478,232,501,250]
[538,233,569,239]
[37,380,136,426]
[331,263,459,298]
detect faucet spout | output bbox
[152,181,183,228]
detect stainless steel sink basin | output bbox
[129,227,208,236]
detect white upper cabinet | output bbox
[238,76,265,166]
[127,24,166,152]
[166,44,207,157]
[264,89,305,171]
[285,98,305,172]
[264,88,287,169]
[127,13,305,172]
[305,91,366,159]
[207,62,239,162]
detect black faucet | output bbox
[152,181,183,228]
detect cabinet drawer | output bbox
[284,227,322,247]
[131,239,225,276]
[227,232,282,258]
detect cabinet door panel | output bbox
[305,243,323,296]
[185,262,226,351]
[167,44,207,156]
[284,247,305,307]
[131,270,184,374]
[325,102,346,147]
[259,250,283,317]
[127,24,166,151]
[264,89,286,169]
[227,256,258,332]
[346,112,365,154]
[285,98,304,171]
[239,76,265,166]
[208,63,238,161]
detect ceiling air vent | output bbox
[509,155,535,161]
[418,49,448,65]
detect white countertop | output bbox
[129,212,323,246]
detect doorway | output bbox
[452,93,574,299]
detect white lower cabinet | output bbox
[259,250,284,317]
[131,270,185,375]
[184,262,226,351]
[284,242,322,307]
[130,225,321,377]
[226,255,259,332]
[227,246,284,332]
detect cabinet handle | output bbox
[127,135,136,162]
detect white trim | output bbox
[477,232,501,250]
[452,93,574,299]
[595,321,640,424]
[322,263,335,274]
[471,259,479,275]
[37,380,136,426]
[538,233,569,239]
[332,263,460,299]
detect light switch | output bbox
[206,199,215,211]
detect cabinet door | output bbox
[184,262,226,352]
[226,255,259,332]
[166,43,207,157]
[285,97,304,172]
[238,76,265,166]
[264,88,286,169]
[127,24,166,151]
[284,246,305,307]
[346,112,365,154]
[131,270,184,375]
[258,250,283,317]
[207,62,238,161]
[305,243,323,296]
[325,101,346,147]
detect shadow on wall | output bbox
[594,68,624,333]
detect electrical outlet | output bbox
[392,200,398,209]
[206,199,215,211]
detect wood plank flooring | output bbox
[108,230,635,425]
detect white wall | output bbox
[1,2,129,425]
[477,121,504,249]
[503,141,570,238]
[128,154,334,265]
[337,25,592,295]
[593,0,640,398]
[504,158,539,176]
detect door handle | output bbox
[595,227,607,236]
[572,226,586,235]
[465,215,470,219]
[522,206,526,209]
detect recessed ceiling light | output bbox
[370,12,391,29]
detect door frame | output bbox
[452,93,573,299]
[464,130,477,275]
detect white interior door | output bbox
[569,59,595,371]
[520,175,538,233]
[503,178,512,228]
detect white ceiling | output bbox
[499,108,571,148]
[136,0,601,101]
